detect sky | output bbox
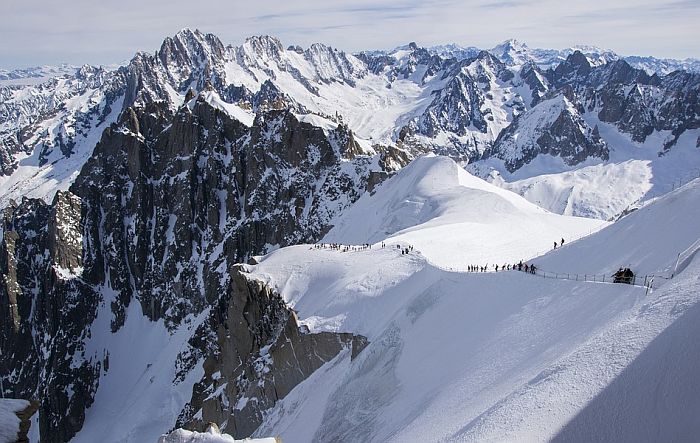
[1,0,698,69]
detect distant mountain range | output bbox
[431,39,700,75]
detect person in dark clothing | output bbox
[554,241,557,249]
[561,238,565,246]
[524,264,529,273]
[613,267,624,283]
[518,261,523,271]
[623,268,634,284]
[530,264,536,274]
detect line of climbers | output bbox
[467,261,537,274]
[553,237,565,249]
[313,243,373,252]
[313,242,415,255]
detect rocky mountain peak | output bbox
[241,35,284,60]
[549,50,593,85]
[304,43,367,84]
[491,38,530,65]
[159,28,225,66]
[603,58,652,85]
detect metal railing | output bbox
[524,267,654,290]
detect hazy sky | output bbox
[1,0,698,69]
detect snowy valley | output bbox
[1,28,699,443]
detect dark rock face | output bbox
[1,90,382,442]
[0,196,101,443]
[177,266,368,438]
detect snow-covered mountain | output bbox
[1,29,700,443]
[2,29,698,219]
[0,64,80,86]
[247,157,700,442]
[432,38,700,75]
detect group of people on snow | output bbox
[612,267,635,284]
[397,244,414,255]
[312,242,415,255]
[553,238,565,249]
[466,261,536,274]
[313,243,373,252]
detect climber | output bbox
[613,267,624,283]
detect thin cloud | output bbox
[1,0,698,69]
[653,0,700,10]
[479,1,523,9]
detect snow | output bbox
[4,34,700,442]
[0,93,124,208]
[473,115,700,220]
[198,90,254,127]
[0,399,29,443]
[158,426,277,443]
[70,283,208,443]
[500,159,653,220]
[223,40,448,145]
[324,155,605,270]
[245,162,700,441]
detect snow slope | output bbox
[324,155,605,270]
[158,426,277,443]
[245,171,700,442]
[475,116,700,220]
[70,287,207,443]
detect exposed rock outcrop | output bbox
[178,266,368,438]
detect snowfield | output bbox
[324,155,606,270]
[477,122,700,220]
[244,160,700,442]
